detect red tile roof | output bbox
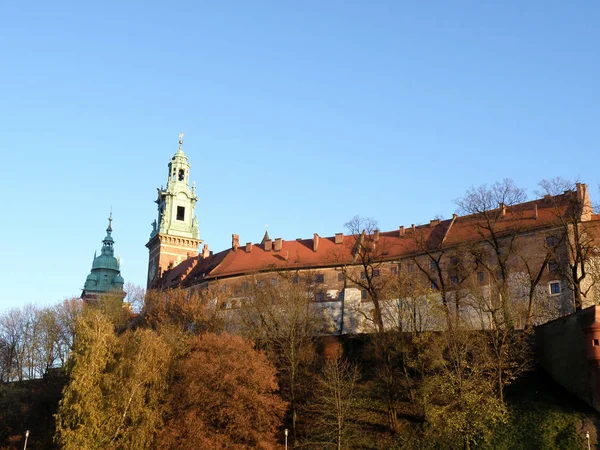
[154,189,598,289]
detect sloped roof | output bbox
[154,189,598,289]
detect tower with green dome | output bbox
[82,214,126,302]
[146,133,201,288]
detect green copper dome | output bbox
[82,214,126,301]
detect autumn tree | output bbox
[156,332,287,449]
[55,308,172,450]
[240,273,321,445]
[143,286,222,333]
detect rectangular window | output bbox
[550,282,561,295]
[315,274,324,283]
[391,266,398,275]
[360,271,366,280]
[373,269,380,277]
[337,272,345,282]
[316,292,325,302]
[220,284,227,292]
[406,262,415,273]
[546,236,557,248]
[548,260,559,273]
[430,260,437,270]
[291,276,299,285]
[338,290,344,301]
[241,282,248,291]
[271,278,278,286]
[477,271,485,284]
[256,280,263,287]
[431,280,439,290]
[451,275,458,285]
[361,290,368,300]
[176,206,185,221]
[594,339,600,347]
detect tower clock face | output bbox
[149,260,157,280]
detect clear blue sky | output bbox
[1,1,598,311]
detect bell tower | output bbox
[146,134,201,288]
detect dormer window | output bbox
[178,169,185,181]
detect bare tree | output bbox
[309,354,361,450]
[538,178,598,310]
[240,272,321,446]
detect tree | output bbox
[309,354,361,450]
[156,332,287,449]
[538,178,598,310]
[55,308,172,450]
[143,286,222,333]
[240,273,320,445]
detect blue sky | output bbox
[1,1,598,311]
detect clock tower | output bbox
[146,134,201,288]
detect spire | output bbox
[174,132,186,158]
[102,212,114,256]
[261,225,271,244]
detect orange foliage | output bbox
[156,332,287,449]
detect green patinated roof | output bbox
[82,214,125,297]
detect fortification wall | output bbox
[536,305,600,410]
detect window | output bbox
[316,293,325,302]
[593,339,600,347]
[430,260,437,270]
[241,282,248,291]
[338,290,345,301]
[176,206,185,221]
[256,280,263,287]
[548,260,559,273]
[360,271,366,280]
[337,272,345,282]
[178,169,185,181]
[361,290,368,300]
[406,262,415,273]
[220,284,227,292]
[291,276,299,285]
[477,271,485,284]
[451,275,458,285]
[549,282,561,295]
[373,269,380,277]
[315,274,324,283]
[431,280,439,290]
[391,266,398,275]
[271,278,278,286]
[546,236,557,248]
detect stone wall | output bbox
[536,305,600,410]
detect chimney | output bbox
[274,238,283,251]
[534,204,538,220]
[577,183,593,221]
[264,239,272,251]
[335,233,344,244]
[411,224,416,232]
[499,202,506,217]
[245,242,252,253]
[430,219,440,227]
[232,234,240,251]
[373,229,380,241]
[399,225,405,237]
[313,233,320,252]
[202,243,210,258]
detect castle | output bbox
[146,137,600,334]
